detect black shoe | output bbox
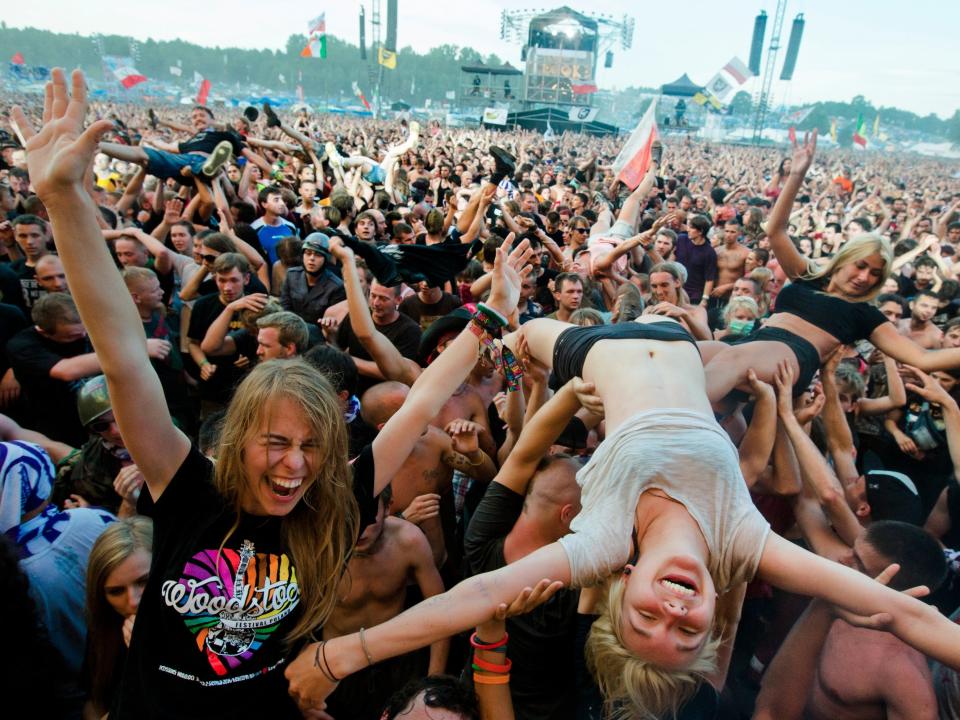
[650,139,663,167]
[489,146,516,178]
[243,105,260,123]
[263,102,280,129]
[148,108,158,130]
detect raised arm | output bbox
[869,322,960,372]
[370,239,533,496]
[329,239,421,387]
[764,131,818,280]
[13,69,189,498]
[904,365,960,483]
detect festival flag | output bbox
[112,64,147,90]
[571,83,598,95]
[10,52,25,65]
[612,99,659,190]
[829,118,838,143]
[308,13,326,34]
[873,114,880,138]
[699,56,754,109]
[169,65,182,77]
[278,73,286,84]
[301,35,327,58]
[378,47,397,70]
[352,81,371,111]
[853,114,868,147]
[544,121,556,139]
[788,126,797,143]
[296,84,304,102]
[195,73,211,105]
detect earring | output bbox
[624,567,632,575]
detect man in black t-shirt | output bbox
[465,450,583,720]
[9,214,51,309]
[337,281,421,393]
[6,293,101,444]
[187,253,253,412]
[97,106,243,183]
[399,282,462,332]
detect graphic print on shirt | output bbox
[162,539,299,676]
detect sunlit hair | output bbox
[585,576,722,720]
[747,267,774,315]
[570,308,605,326]
[85,517,153,714]
[804,232,893,301]
[214,359,358,646]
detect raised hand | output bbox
[789,129,818,178]
[485,234,533,318]
[10,68,115,202]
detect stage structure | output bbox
[499,6,634,110]
[749,1,806,142]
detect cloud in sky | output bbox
[4,0,958,117]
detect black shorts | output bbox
[729,326,821,391]
[552,320,698,386]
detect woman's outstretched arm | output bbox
[285,543,570,714]
[11,69,189,499]
[764,131,818,280]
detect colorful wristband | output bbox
[474,672,511,685]
[473,655,512,673]
[470,631,509,650]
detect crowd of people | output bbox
[3,66,960,720]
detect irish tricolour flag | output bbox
[853,114,868,148]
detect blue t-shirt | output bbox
[251,217,298,264]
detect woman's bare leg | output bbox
[505,318,573,366]
[703,341,799,404]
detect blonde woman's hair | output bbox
[722,296,761,325]
[585,576,723,720]
[747,267,774,315]
[215,359,358,646]
[803,232,893,302]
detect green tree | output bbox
[730,91,752,116]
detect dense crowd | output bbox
[4,68,960,720]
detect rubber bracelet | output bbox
[470,631,508,650]
[473,672,511,685]
[473,655,512,673]
[477,302,508,328]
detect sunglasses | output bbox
[200,253,219,263]
[88,417,115,433]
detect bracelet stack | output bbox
[470,631,510,686]
[468,303,524,393]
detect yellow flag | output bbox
[830,118,837,143]
[378,47,397,70]
[873,114,880,138]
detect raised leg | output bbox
[703,341,798,404]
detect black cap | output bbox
[865,469,922,525]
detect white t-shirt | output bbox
[558,409,770,590]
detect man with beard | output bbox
[322,486,449,720]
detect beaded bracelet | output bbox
[473,655,512,673]
[470,631,508,650]
[473,672,511,685]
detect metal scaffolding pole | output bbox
[752,0,787,142]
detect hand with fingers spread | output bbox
[163,198,184,225]
[789,129,818,178]
[228,293,269,314]
[903,364,958,409]
[11,68,116,201]
[485,233,533,318]
[832,563,929,631]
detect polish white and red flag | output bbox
[612,99,659,190]
[113,64,147,89]
[194,72,211,105]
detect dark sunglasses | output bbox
[200,253,219,263]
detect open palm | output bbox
[10,68,114,200]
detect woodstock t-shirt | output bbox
[112,445,376,719]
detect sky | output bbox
[4,0,959,118]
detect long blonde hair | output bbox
[585,575,722,720]
[215,359,358,645]
[803,232,893,302]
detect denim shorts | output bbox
[143,148,208,180]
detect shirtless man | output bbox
[645,262,712,340]
[755,521,945,720]
[361,382,495,567]
[898,290,943,349]
[709,220,750,309]
[322,488,449,720]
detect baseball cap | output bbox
[865,469,922,525]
